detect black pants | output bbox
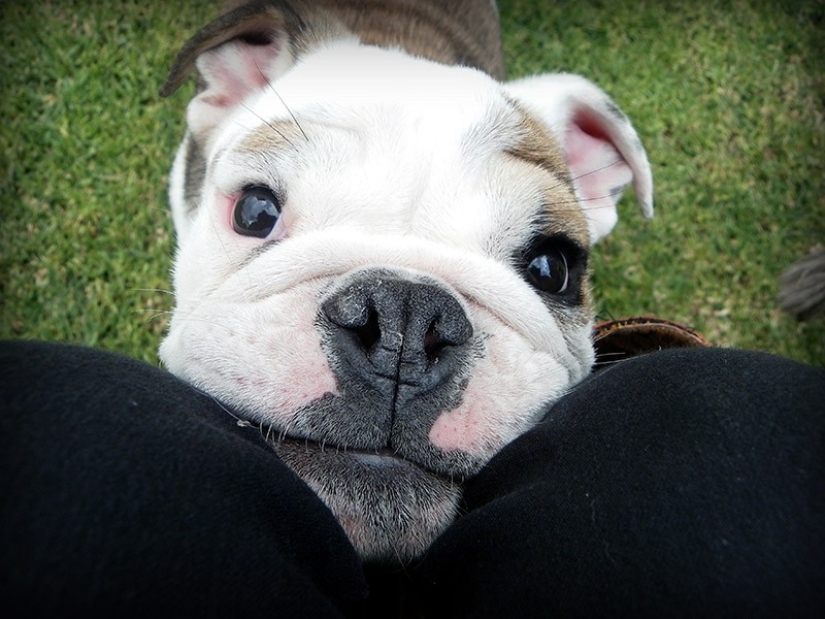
[1,341,823,617]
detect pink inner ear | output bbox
[199,41,281,109]
[188,32,289,141]
[563,111,634,241]
[564,111,634,210]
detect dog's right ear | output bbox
[505,74,653,244]
[160,2,301,142]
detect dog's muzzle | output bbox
[295,268,478,474]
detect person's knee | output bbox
[1,340,367,616]
[420,347,825,617]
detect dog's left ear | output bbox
[159,3,306,145]
[506,74,654,243]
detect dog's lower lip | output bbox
[348,447,402,467]
[297,441,402,463]
[271,437,444,476]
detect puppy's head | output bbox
[159,4,652,563]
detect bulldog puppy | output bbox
[159,0,653,563]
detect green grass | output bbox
[1,0,823,367]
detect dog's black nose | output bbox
[321,272,473,393]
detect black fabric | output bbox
[0,340,367,617]
[413,347,825,617]
[2,341,823,617]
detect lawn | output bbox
[1,0,823,367]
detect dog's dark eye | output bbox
[233,186,281,237]
[526,247,569,294]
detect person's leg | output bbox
[414,347,825,617]
[0,340,367,617]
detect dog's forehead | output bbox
[224,42,519,166]
[249,43,503,126]
[213,42,588,250]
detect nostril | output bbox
[355,307,381,353]
[423,319,444,362]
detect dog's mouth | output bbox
[267,435,455,488]
[336,446,424,470]
[266,435,462,563]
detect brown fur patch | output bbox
[505,102,590,247]
[182,134,208,214]
[236,118,308,154]
[313,0,505,79]
[501,102,595,325]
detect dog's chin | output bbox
[269,438,462,564]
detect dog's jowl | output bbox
[159,0,653,563]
